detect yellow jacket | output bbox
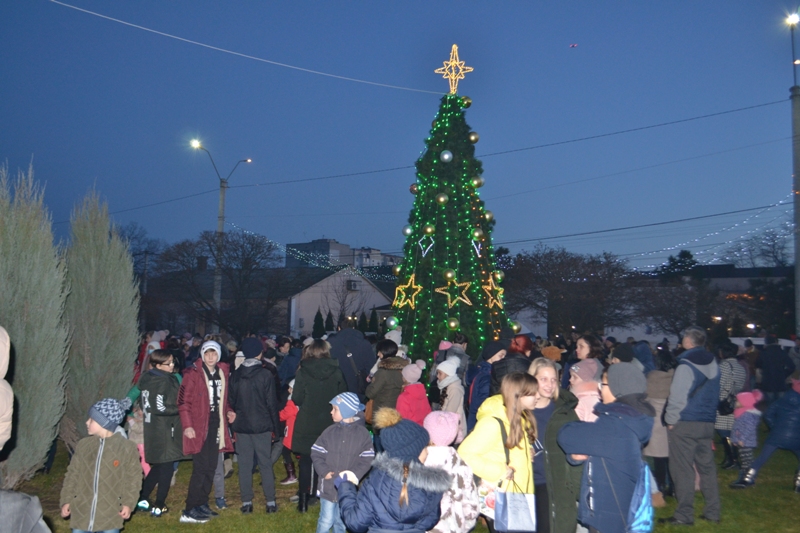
[458,395,534,493]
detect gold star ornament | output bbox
[394,274,424,309]
[482,276,504,309]
[435,277,473,308]
[435,44,473,94]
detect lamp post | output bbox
[191,139,251,333]
[787,14,800,337]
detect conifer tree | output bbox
[312,309,326,338]
[0,165,69,488]
[368,308,379,333]
[393,56,508,359]
[357,311,368,333]
[325,311,335,332]
[60,193,140,451]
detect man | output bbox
[178,341,234,523]
[756,335,796,405]
[661,326,721,526]
[467,341,505,431]
[327,322,376,402]
[603,336,617,357]
[277,338,303,389]
[609,342,645,373]
[228,337,281,514]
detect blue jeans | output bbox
[73,530,119,533]
[316,498,346,533]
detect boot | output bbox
[297,493,309,513]
[730,468,756,489]
[720,439,736,470]
[794,468,800,493]
[280,461,297,485]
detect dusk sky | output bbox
[1,1,796,269]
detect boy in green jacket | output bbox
[60,397,142,533]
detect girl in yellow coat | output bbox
[459,372,537,496]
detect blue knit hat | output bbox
[330,392,364,419]
[374,408,430,463]
[89,397,132,432]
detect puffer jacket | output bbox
[440,380,467,440]
[178,360,234,455]
[366,357,409,411]
[311,419,374,502]
[292,357,348,455]
[557,395,655,533]
[60,429,142,532]
[396,383,432,426]
[138,368,184,464]
[424,446,479,533]
[458,395,534,493]
[0,326,12,450]
[338,453,451,533]
[764,389,800,449]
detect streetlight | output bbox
[787,13,800,338]
[191,139,251,333]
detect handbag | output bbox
[364,399,374,425]
[717,393,736,416]
[490,417,536,533]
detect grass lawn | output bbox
[18,438,800,533]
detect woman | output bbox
[459,373,537,532]
[365,338,409,411]
[292,339,348,512]
[715,341,747,469]
[435,359,467,440]
[528,358,583,533]
[510,334,534,358]
[137,349,184,517]
[643,348,675,496]
[562,334,605,389]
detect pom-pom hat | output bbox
[570,358,602,383]
[423,411,462,446]
[374,408,430,462]
[402,360,426,384]
[89,397,132,432]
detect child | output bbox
[336,408,451,533]
[435,359,467,441]
[729,390,764,489]
[279,379,299,485]
[60,398,142,533]
[311,393,375,533]
[422,411,478,533]
[568,358,602,422]
[396,360,431,425]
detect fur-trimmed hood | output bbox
[378,356,410,371]
[372,452,452,493]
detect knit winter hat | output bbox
[89,397,132,432]
[612,343,635,363]
[385,328,403,346]
[402,359,426,384]
[606,362,646,398]
[201,340,222,356]
[570,358,602,383]
[436,358,459,377]
[330,392,364,420]
[241,337,263,359]
[737,390,763,411]
[438,340,453,351]
[423,411,461,446]
[481,341,506,361]
[374,408,430,463]
[303,337,315,346]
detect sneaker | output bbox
[289,495,299,503]
[136,499,151,512]
[197,504,218,517]
[241,502,253,514]
[150,506,165,518]
[266,503,278,513]
[280,475,298,485]
[215,498,228,510]
[180,508,210,524]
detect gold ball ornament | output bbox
[468,132,480,143]
[385,316,399,330]
[471,176,485,188]
[440,150,453,163]
[443,269,456,281]
[493,270,505,282]
[432,120,437,128]
[510,321,522,333]
[409,183,419,194]
[402,225,413,236]
[447,317,460,331]
[392,265,402,276]
[484,210,494,222]
[460,96,472,108]
[423,224,436,235]
[435,193,449,205]
[471,228,485,240]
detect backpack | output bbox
[602,458,653,533]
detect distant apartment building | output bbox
[286,238,402,268]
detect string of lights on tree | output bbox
[385,45,513,362]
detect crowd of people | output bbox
[46,322,800,533]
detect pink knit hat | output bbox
[402,359,426,384]
[734,390,764,418]
[423,411,463,446]
[438,340,453,351]
[570,359,601,383]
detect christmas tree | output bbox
[391,45,510,361]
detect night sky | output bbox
[1,1,796,269]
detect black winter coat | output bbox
[338,453,451,533]
[327,328,376,401]
[228,359,280,435]
[137,369,184,464]
[292,357,348,455]
[490,352,531,395]
[764,389,800,449]
[757,345,796,392]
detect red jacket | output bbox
[178,360,234,455]
[279,399,299,449]
[396,383,432,426]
